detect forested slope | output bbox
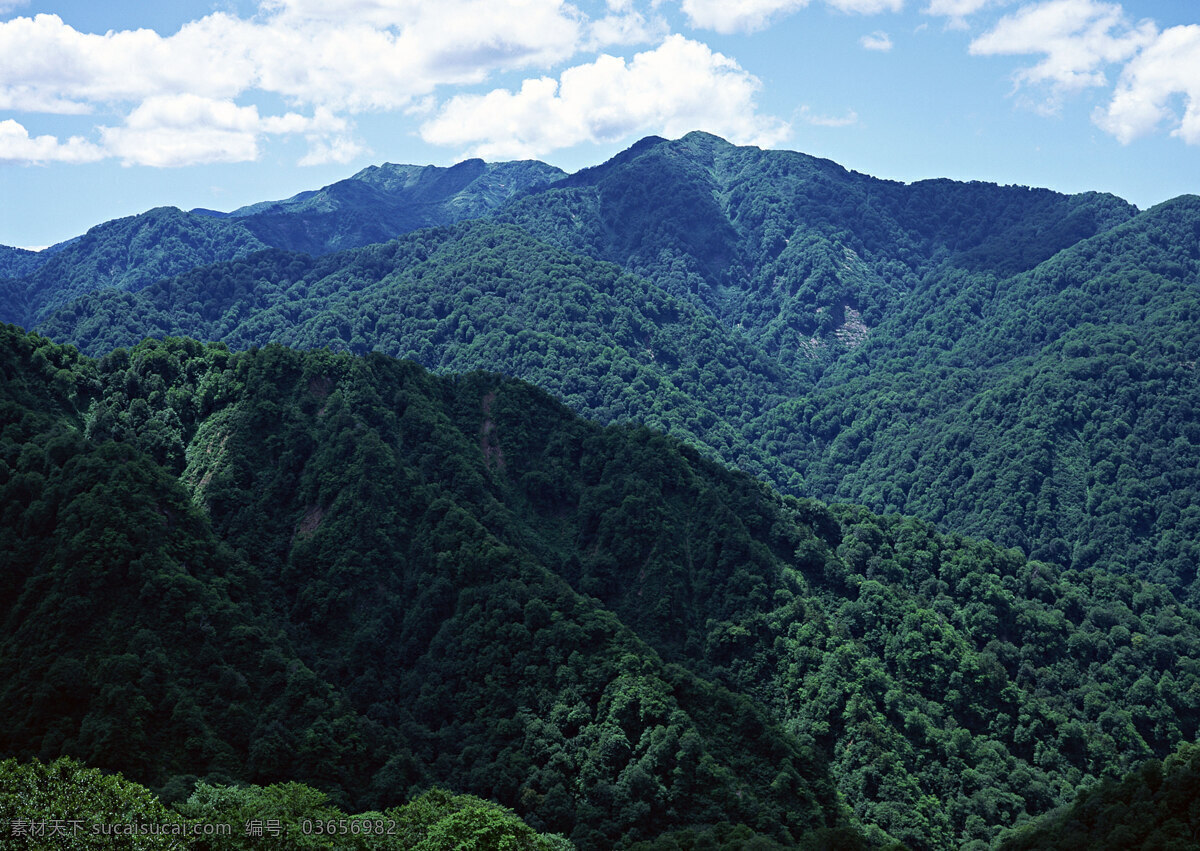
[0,245,45,279]
[6,326,1200,847]
[37,136,1200,599]
[0,208,270,329]
[0,327,851,848]
[998,740,1200,849]
[0,157,564,332]
[38,222,813,491]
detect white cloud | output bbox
[970,0,1156,99]
[420,34,790,159]
[861,30,893,50]
[249,0,588,106]
[924,0,990,10]
[225,2,582,112]
[0,118,104,163]
[1094,24,1200,144]
[99,96,264,167]
[0,13,257,113]
[680,0,811,34]
[97,95,354,167]
[587,8,669,50]
[0,1,595,165]
[299,134,369,165]
[798,105,859,126]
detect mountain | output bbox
[498,131,1135,340]
[37,221,811,490]
[0,326,852,848]
[7,324,1200,848]
[0,244,46,279]
[220,157,565,255]
[34,134,1200,601]
[0,158,563,330]
[0,207,270,329]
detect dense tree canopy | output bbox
[6,325,1200,847]
[31,134,1200,602]
[8,132,1200,846]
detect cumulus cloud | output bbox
[0,13,257,113]
[1094,24,1200,144]
[587,7,669,50]
[0,0,606,166]
[420,35,790,159]
[860,30,893,51]
[96,95,356,167]
[99,96,266,167]
[0,118,104,163]
[970,0,1156,101]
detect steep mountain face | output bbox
[780,194,1200,589]
[498,131,1135,363]
[0,327,851,849]
[6,326,1200,849]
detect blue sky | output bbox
[0,0,1197,248]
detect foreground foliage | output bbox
[0,757,570,849]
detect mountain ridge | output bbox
[29,133,1199,602]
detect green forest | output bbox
[5,325,1200,847]
[33,136,1200,603]
[4,133,1200,847]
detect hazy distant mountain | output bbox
[217,157,565,255]
[0,207,270,329]
[1,157,563,329]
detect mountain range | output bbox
[4,132,1200,847]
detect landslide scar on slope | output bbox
[480,390,506,472]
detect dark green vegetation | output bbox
[31,133,1200,604]
[0,158,562,330]
[999,740,1200,850]
[0,756,570,849]
[1,328,846,848]
[0,245,45,279]
[7,326,1200,848]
